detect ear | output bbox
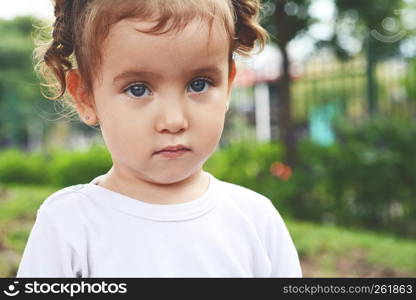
[226,59,237,112]
[67,70,99,126]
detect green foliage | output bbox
[0,146,112,187]
[294,115,416,237]
[403,58,416,101]
[0,149,45,184]
[261,0,314,45]
[324,0,403,60]
[206,140,283,184]
[47,146,112,187]
[205,140,295,213]
[0,16,57,149]
[334,0,402,29]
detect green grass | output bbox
[0,183,415,277]
[286,219,416,277]
[0,183,58,277]
[0,184,57,222]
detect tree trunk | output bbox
[277,43,297,168]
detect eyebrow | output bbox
[112,66,223,85]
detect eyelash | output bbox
[123,77,215,99]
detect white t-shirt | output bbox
[16,171,302,277]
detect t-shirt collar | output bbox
[84,171,218,222]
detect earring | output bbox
[85,115,90,121]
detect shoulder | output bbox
[214,178,298,263]
[34,184,99,245]
[214,178,281,221]
[37,184,92,219]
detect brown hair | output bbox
[34,0,269,106]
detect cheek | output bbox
[96,92,146,133]
[189,94,227,138]
[104,114,150,141]
[192,110,226,143]
[205,113,225,129]
[96,104,152,155]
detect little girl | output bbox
[17,0,302,277]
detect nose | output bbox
[155,96,189,134]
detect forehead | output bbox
[100,18,230,77]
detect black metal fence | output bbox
[292,49,416,126]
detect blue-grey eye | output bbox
[125,84,150,98]
[188,78,211,93]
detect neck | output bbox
[98,165,209,205]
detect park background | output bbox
[0,0,415,277]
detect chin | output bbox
[146,170,193,185]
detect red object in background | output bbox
[270,162,292,181]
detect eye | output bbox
[124,83,152,98]
[187,77,213,94]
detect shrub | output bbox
[47,146,112,187]
[205,140,296,214]
[0,149,46,184]
[295,115,416,237]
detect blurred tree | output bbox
[259,0,404,218]
[0,16,59,150]
[260,0,316,219]
[0,16,39,148]
[260,0,404,166]
[261,0,315,169]
[316,0,404,59]
[324,0,404,114]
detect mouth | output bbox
[155,148,191,158]
[154,144,191,154]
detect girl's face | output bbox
[85,18,235,184]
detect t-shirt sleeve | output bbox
[16,208,82,278]
[263,200,302,277]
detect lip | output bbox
[155,144,191,154]
[156,149,190,159]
